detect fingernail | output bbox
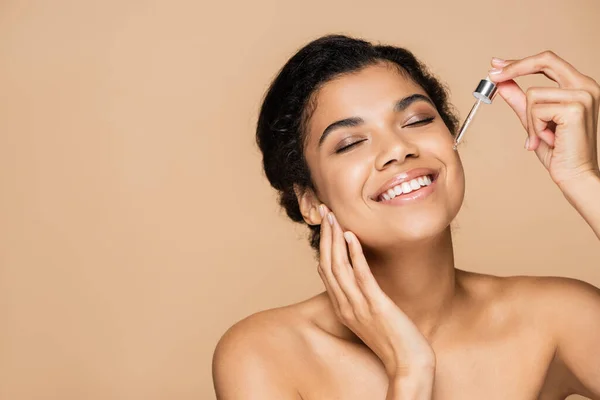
[343,232,352,244]
[491,57,507,65]
[327,212,334,225]
[525,137,530,150]
[319,204,325,217]
[488,68,503,75]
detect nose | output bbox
[374,130,419,170]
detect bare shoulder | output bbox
[457,269,600,327]
[510,274,600,333]
[460,269,600,305]
[212,295,323,399]
[498,273,600,308]
[472,272,600,335]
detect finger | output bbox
[526,89,540,150]
[342,231,382,300]
[526,90,555,149]
[531,103,559,144]
[488,51,580,88]
[495,79,542,150]
[527,87,596,108]
[491,58,547,80]
[526,87,597,128]
[328,213,363,305]
[528,100,555,149]
[317,262,338,310]
[496,79,527,127]
[491,58,515,68]
[318,207,347,310]
[528,103,573,164]
[526,87,596,147]
[318,207,339,311]
[531,102,587,138]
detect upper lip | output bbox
[371,167,439,201]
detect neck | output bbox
[364,228,459,340]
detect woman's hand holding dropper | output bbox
[317,204,435,399]
[489,51,600,239]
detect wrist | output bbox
[557,169,600,240]
[385,354,436,381]
[558,169,600,205]
[387,371,435,400]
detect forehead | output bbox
[307,63,428,134]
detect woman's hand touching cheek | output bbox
[317,205,435,398]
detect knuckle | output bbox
[317,265,324,277]
[578,90,594,108]
[535,50,555,69]
[338,307,354,322]
[525,87,540,101]
[354,306,369,323]
[354,269,372,288]
[593,85,600,103]
[354,268,367,283]
[368,302,384,317]
[542,50,556,59]
[588,79,600,102]
[567,102,585,117]
[331,262,342,278]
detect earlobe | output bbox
[293,184,323,226]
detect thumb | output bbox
[496,79,542,150]
[496,79,527,127]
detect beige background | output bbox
[1,0,599,399]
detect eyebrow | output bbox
[317,93,434,148]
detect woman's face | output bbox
[302,62,465,250]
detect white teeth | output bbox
[401,182,412,193]
[377,174,435,201]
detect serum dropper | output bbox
[453,76,498,150]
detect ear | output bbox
[293,184,323,226]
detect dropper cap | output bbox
[473,76,497,104]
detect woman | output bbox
[212,34,600,399]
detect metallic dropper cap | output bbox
[473,77,497,104]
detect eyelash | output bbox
[334,117,435,154]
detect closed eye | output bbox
[406,116,435,127]
[335,139,367,154]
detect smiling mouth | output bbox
[375,173,438,202]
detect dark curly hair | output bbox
[255,34,459,255]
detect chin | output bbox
[351,210,455,252]
[389,213,454,245]
[397,217,453,243]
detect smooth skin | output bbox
[213,51,600,399]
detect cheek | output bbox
[321,159,372,222]
[427,123,456,147]
[444,149,466,210]
[424,136,466,208]
[325,160,369,203]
